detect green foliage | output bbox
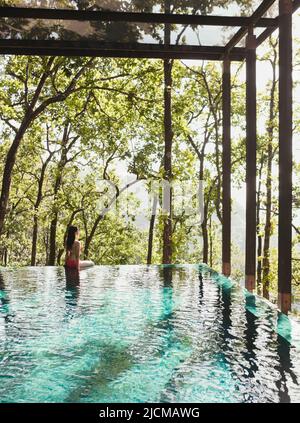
[0,30,300,307]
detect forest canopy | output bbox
[0,3,300,304]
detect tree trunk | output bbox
[256,156,264,294]
[47,170,63,266]
[47,124,69,266]
[186,134,210,267]
[202,220,209,264]
[202,184,214,265]
[47,173,62,266]
[257,231,263,294]
[48,213,58,266]
[262,44,277,299]
[31,156,52,266]
[262,123,274,299]
[202,198,209,265]
[84,237,92,260]
[262,154,272,300]
[4,248,8,267]
[3,232,9,266]
[31,215,39,266]
[57,248,64,265]
[0,58,54,237]
[44,230,49,264]
[209,215,213,267]
[147,195,158,265]
[0,126,28,235]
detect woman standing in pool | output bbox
[65,225,94,270]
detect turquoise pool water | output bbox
[0,264,300,403]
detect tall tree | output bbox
[0,56,94,236]
[31,126,57,266]
[262,38,279,299]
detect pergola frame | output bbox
[0,0,298,313]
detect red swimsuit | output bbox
[65,242,80,269]
[65,258,79,269]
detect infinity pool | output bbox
[0,264,300,403]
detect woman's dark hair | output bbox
[66,226,78,251]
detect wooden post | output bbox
[222,57,231,277]
[278,0,293,314]
[162,0,173,264]
[245,29,257,292]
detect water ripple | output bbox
[0,265,299,403]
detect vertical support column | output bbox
[222,57,231,277]
[162,0,173,264]
[278,0,293,314]
[245,29,257,292]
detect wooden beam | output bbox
[245,30,257,292]
[278,0,293,314]
[256,19,278,46]
[257,0,300,47]
[0,7,277,27]
[0,40,246,61]
[222,57,231,277]
[224,0,276,54]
